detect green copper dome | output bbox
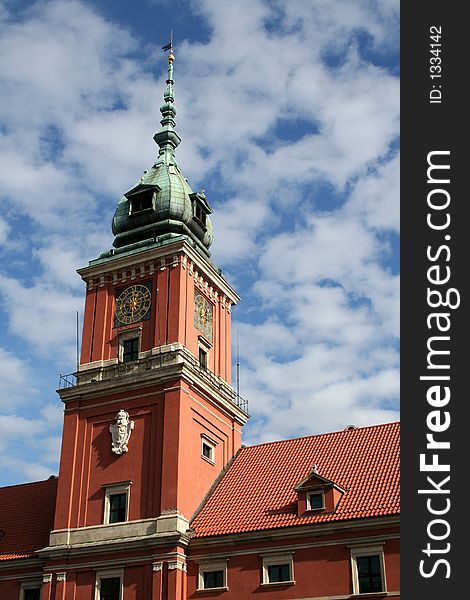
[110,51,214,258]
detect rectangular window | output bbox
[199,347,208,369]
[261,553,294,585]
[23,590,41,600]
[203,570,224,589]
[201,435,216,464]
[103,482,131,524]
[350,545,386,595]
[197,561,227,591]
[130,193,153,214]
[202,442,213,460]
[123,338,139,362]
[308,491,324,510]
[357,555,383,593]
[100,578,120,600]
[109,493,127,523]
[268,564,290,583]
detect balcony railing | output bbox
[58,372,78,389]
[58,350,249,414]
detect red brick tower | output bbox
[40,46,248,600]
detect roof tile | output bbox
[0,478,57,560]
[191,422,399,537]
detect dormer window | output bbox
[294,465,345,516]
[307,491,325,510]
[130,191,154,214]
[190,192,212,231]
[194,201,207,227]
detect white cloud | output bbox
[0,274,82,361]
[0,0,399,483]
[0,348,35,411]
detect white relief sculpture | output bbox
[109,409,134,454]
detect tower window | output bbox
[201,434,217,464]
[109,493,127,523]
[198,347,208,369]
[194,202,207,227]
[103,482,131,524]
[130,192,153,214]
[123,338,139,362]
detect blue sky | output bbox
[0,0,399,486]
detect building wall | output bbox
[187,529,400,600]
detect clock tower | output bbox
[43,48,248,596]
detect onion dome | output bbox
[109,47,214,258]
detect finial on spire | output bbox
[153,30,181,161]
[162,30,174,63]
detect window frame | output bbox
[118,327,142,363]
[197,560,228,591]
[129,191,154,216]
[306,490,325,511]
[94,569,124,600]
[201,434,217,465]
[19,582,42,600]
[198,346,208,369]
[103,482,132,525]
[260,552,295,586]
[350,545,386,595]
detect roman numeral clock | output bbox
[115,283,152,326]
[194,291,213,342]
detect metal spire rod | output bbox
[162,30,173,53]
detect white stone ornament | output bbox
[109,409,134,454]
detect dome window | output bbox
[130,190,154,215]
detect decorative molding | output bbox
[56,572,66,582]
[153,562,163,572]
[109,410,134,454]
[43,574,52,583]
[168,560,187,572]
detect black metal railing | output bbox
[58,372,77,389]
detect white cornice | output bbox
[188,516,400,548]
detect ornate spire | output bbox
[106,34,214,260]
[153,32,181,162]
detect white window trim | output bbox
[306,489,325,511]
[201,434,217,465]
[118,327,142,363]
[350,545,387,595]
[94,569,124,600]
[197,335,212,369]
[197,559,228,591]
[103,481,132,524]
[19,581,42,600]
[260,552,295,586]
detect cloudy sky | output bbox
[0,0,399,486]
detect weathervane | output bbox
[162,30,174,62]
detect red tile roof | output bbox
[0,478,57,560]
[191,422,399,537]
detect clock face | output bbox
[115,284,152,325]
[194,292,213,342]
